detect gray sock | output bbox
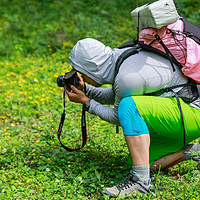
[183,142,200,161]
[132,164,150,184]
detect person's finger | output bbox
[77,72,83,82]
[64,86,73,97]
[70,85,80,93]
[77,73,85,90]
[64,86,69,94]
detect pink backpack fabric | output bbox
[139,18,200,83]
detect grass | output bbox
[0,0,200,199]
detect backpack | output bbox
[115,2,200,148]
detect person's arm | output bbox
[85,84,115,105]
[85,85,121,125]
[88,99,120,126]
[65,85,120,126]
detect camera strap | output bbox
[57,90,87,152]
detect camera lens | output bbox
[57,75,65,87]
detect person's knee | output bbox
[118,96,149,136]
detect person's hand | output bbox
[65,85,90,104]
[77,72,85,90]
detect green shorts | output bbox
[123,96,200,166]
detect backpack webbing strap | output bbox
[140,43,183,69]
[150,87,187,148]
[154,34,177,71]
[197,84,200,97]
[172,90,186,148]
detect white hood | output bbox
[69,38,116,85]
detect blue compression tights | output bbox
[118,96,149,136]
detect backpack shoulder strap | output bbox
[115,46,141,77]
[118,39,139,49]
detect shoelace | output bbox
[116,175,135,190]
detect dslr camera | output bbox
[57,69,79,91]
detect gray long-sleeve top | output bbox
[69,38,200,126]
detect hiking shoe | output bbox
[192,155,200,170]
[101,172,154,198]
[191,143,200,170]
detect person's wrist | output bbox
[83,99,91,111]
[81,97,90,104]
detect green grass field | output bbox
[0,0,200,199]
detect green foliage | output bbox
[0,0,199,199]
[175,0,200,25]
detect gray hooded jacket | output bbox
[69,38,200,126]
